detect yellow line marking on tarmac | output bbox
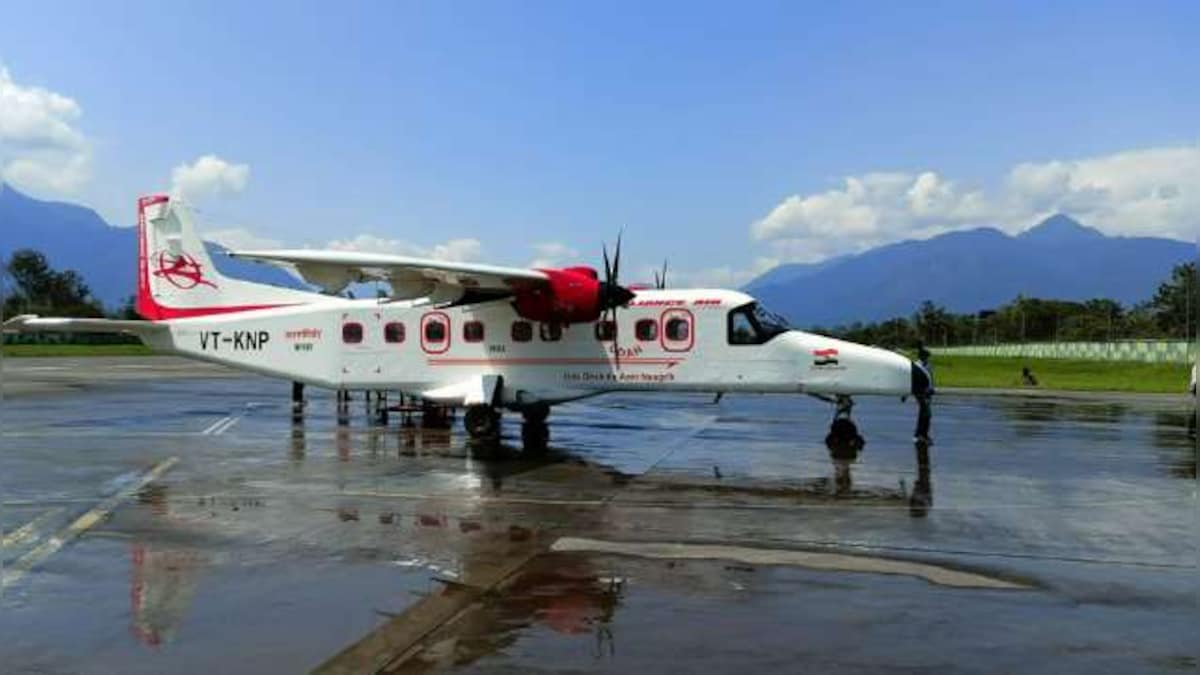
[551,537,1033,590]
[1,508,66,549]
[1,457,179,590]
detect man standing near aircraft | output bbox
[914,345,935,444]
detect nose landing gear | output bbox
[825,395,865,453]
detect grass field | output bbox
[930,354,1191,394]
[2,343,156,357]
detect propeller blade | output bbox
[602,243,612,285]
[612,229,623,285]
[658,259,668,289]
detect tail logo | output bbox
[153,251,218,290]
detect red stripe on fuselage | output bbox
[427,357,683,366]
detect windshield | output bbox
[728,302,791,345]
[752,303,791,338]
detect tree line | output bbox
[2,247,1196,348]
[1,249,138,343]
[818,262,1197,348]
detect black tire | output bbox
[464,406,500,438]
[826,418,865,458]
[830,417,858,439]
[521,422,549,453]
[522,404,550,425]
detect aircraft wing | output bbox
[2,315,169,336]
[227,249,549,301]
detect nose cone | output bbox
[788,331,917,396]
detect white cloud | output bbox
[1005,145,1200,241]
[204,227,283,251]
[529,241,580,268]
[326,234,483,262]
[170,155,250,200]
[751,171,991,262]
[751,143,1200,264]
[0,66,91,194]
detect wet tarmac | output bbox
[1,358,1196,673]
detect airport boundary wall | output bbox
[934,340,1194,364]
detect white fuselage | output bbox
[142,288,913,408]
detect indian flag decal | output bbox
[812,348,839,367]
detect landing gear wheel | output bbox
[521,422,549,453]
[464,405,501,440]
[825,417,865,457]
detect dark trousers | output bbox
[915,395,932,439]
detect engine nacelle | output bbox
[512,268,603,324]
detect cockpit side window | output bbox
[752,303,791,339]
[727,302,790,345]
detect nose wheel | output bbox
[825,395,865,453]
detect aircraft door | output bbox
[420,312,452,355]
[340,310,384,385]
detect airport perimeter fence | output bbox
[933,340,1194,364]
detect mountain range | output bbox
[0,183,303,310]
[1,183,1193,324]
[745,214,1194,326]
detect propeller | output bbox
[599,231,636,311]
[653,259,668,290]
[599,231,636,369]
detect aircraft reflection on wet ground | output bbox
[1,369,1197,673]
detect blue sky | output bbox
[1,1,1197,285]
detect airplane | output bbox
[3,195,933,449]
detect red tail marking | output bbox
[152,251,218,289]
[135,195,288,320]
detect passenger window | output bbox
[463,320,485,343]
[425,319,446,343]
[384,322,405,344]
[594,320,616,341]
[635,319,657,341]
[666,318,689,341]
[512,321,533,342]
[342,322,363,344]
[540,322,563,342]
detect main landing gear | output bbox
[520,404,550,452]
[462,403,551,452]
[825,395,865,454]
[463,405,502,440]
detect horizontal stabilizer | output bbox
[2,315,169,336]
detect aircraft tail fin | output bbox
[136,195,321,320]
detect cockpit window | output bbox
[727,302,790,345]
[752,303,790,337]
